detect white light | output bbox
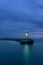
[26,32,28,38]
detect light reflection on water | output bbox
[23,44,30,65]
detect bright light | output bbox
[26,32,28,38]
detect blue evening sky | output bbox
[0,0,43,38]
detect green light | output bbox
[24,44,29,59]
[24,44,28,55]
[26,32,28,39]
[23,44,30,65]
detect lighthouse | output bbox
[26,31,28,40]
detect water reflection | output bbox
[23,44,30,65]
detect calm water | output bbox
[0,39,43,65]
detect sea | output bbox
[0,31,43,65]
[0,0,43,65]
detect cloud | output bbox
[0,0,43,38]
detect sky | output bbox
[0,0,43,38]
